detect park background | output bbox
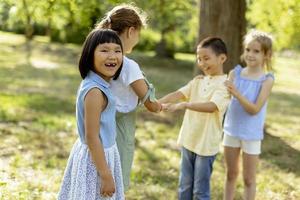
[0,0,299,199]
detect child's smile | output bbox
[197,47,225,76]
[93,43,123,81]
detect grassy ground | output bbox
[0,31,299,200]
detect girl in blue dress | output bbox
[223,30,275,200]
[58,29,124,200]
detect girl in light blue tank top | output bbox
[58,29,125,200]
[222,30,275,200]
[224,65,274,140]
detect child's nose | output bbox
[108,51,117,58]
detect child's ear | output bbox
[220,54,227,63]
[127,27,135,38]
[124,27,131,38]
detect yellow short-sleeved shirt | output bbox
[177,75,230,156]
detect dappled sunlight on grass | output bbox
[273,57,300,95]
[0,31,299,199]
[175,52,197,62]
[0,31,26,45]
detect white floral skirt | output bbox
[58,139,124,200]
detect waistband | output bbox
[77,138,117,151]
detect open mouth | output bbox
[105,63,117,68]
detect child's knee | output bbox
[226,169,239,181]
[243,176,255,187]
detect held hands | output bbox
[100,170,115,198]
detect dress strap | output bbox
[234,65,243,78]
[261,72,275,81]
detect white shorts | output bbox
[223,134,261,155]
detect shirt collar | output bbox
[205,74,227,80]
[87,71,110,88]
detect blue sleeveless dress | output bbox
[58,71,124,200]
[224,65,274,141]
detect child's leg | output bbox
[178,147,195,200]
[242,153,258,200]
[223,134,241,200]
[224,146,240,200]
[241,139,260,200]
[193,154,216,200]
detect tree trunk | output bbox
[46,0,56,37]
[195,0,246,74]
[155,29,175,59]
[22,0,34,40]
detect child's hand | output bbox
[164,102,186,112]
[100,170,115,198]
[161,103,170,112]
[224,80,239,97]
[155,102,163,113]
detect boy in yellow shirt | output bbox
[159,37,230,200]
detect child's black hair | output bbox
[79,29,123,79]
[198,37,227,55]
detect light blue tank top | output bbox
[224,65,274,140]
[76,71,117,148]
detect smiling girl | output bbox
[223,30,275,200]
[58,29,125,200]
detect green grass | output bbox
[0,31,299,200]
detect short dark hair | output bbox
[198,37,227,55]
[79,29,123,79]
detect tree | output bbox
[247,0,300,50]
[197,0,246,74]
[136,0,197,58]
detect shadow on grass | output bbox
[24,94,74,115]
[135,138,178,182]
[133,138,179,199]
[261,132,300,177]
[263,91,300,176]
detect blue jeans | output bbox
[178,147,216,200]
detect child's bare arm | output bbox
[226,76,274,115]
[166,101,217,113]
[84,88,115,197]
[185,102,218,112]
[158,91,185,104]
[130,79,162,112]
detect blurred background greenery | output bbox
[0,0,300,199]
[1,0,300,55]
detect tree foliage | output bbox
[135,0,198,57]
[0,0,299,52]
[247,0,300,50]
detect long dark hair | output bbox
[78,29,123,79]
